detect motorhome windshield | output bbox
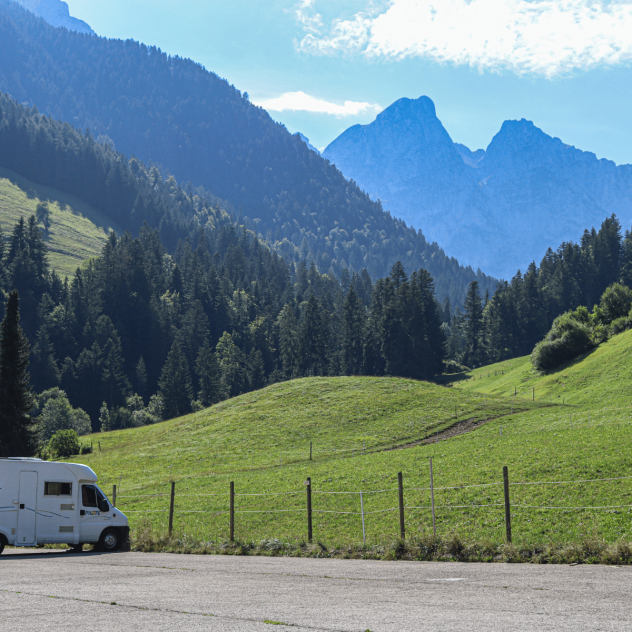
[81,485,107,508]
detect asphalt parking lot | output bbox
[1,549,630,631]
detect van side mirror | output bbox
[99,499,110,513]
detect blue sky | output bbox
[66,1,632,163]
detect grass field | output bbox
[0,167,121,277]
[68,328,632,552]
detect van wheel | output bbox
[0,535,6,555]
[98,528,121,552]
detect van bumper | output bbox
[120,526,130,551]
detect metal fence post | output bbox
[168,481,176,536]
[360,490,366,545]
[398,471,405,540]
[112,484,117,508]
[230,481,235,542]
[306,477,313,543]
[430,458,436,537]
[503,466,512,544]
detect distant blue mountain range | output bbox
[324,96,632,279]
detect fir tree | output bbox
[277,302,299,378]
[247,349,266,390]
[0,291,37,457]
[341,286,365,375]
[195,339,222,406]
[135,356,148,400]
[462,281,485,368]
[158,340,193,420]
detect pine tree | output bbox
[30,324,61,391]
[298,294,328,376]
[158,340,193,420]
[0,291,37,457]
[247,349,266,390]
[195,339,222,406]
[277,302,299,378]
[462,281,485,368]
[135,356,148,400]
[341,286,365,375]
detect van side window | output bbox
[44,482,72,496]
[82,484,98,508]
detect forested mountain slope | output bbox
[0,92,233,252]
[0,0,496,306]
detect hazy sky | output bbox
[65,1,632,163]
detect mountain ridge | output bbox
[323,97,632,279]
[14,0,93,34]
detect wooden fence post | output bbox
[229,481,235,542]
[112,484,117,508]
[306,477,313,543]
[168,481,176,536]
[398,471,405,540]
[503,466,512,544]
[310,442,313,461]
[430,458,436,537]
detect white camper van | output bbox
[0,458,129,555]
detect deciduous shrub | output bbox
[531,312,595,371]
[598,283,632,324]
[48,429,80,458]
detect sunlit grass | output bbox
[0,166,121,277]
[66,366,632,548]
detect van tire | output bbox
[98,528,121,552]
[0,535,6,555]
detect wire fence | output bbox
[111,464,632,545]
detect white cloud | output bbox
[297,0,632,77]
[253,91,382,117]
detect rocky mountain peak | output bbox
[324,97,632,279]
[15,0,94,34]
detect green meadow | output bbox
[69,328,632,548]
[0,167,121,277]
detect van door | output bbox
[17,471,38,546]
[79,484,108,543]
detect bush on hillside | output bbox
[609,313,632,336]
[598,283,632,324]
[443,360,471,374]
[48,429,80,458]
[531,312,595,371]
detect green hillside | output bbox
[458,328,632,408]
[70,351,632,549]
[0,167,121,277]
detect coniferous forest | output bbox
[0,213,446,436]
[446,215,630,368]
[0,0,496,307]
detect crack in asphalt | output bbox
[0,589,359,632]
